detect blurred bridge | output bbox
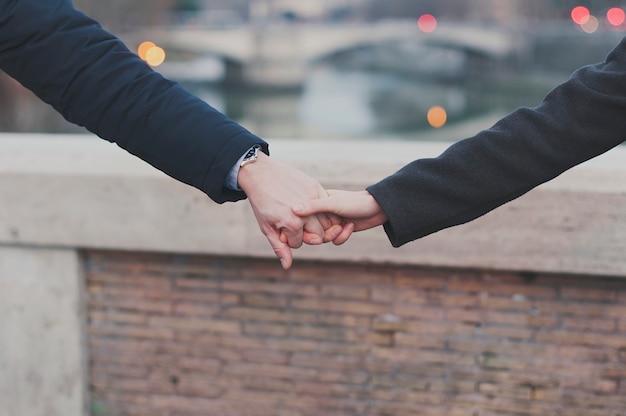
[126,20,525,88]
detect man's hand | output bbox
[238,152,344,269]
[292,190,387,245]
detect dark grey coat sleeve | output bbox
[0,0,266,203]
[367,37,626,247]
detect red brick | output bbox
[222,362,317,381]
[320,283,369,300]
[290,324,353,342]
[317,369,370,385]
[476,381,532,400]
[240,376,292,393]
[241,293,288,308]
[91,363,148,379]
[478,294,533,311]
[392,304,445,320]
[371,286,427,304]
[317,342,370,357]
[533,300,607,318]
[365,331,394,346]
[560,377,618,393]
[557,345,615,363]
[316,313,370,328]
[89,324,174,340]
[242,321,289,337]
[88,271,172,289]
[177,356,222,373]
[446,308,558,328]
[174,377,224,398]
[240,348,290,365]
[292,298,389,315]
[89,310,147,325]
[289,263,392,286]
[534,330,626,349]
[560,286,617,302]
[448,279,558,299]
[223,306,317,324]
[480,326,535,340]
[401,320,477,337]
[393,333,446,349]
[173,301,221,317]
[604,304,626,319]
[290,352,363,370]
[222,280,318,296]
[174,276,220,290]
[393,269,451,289]
[170,290,239,304]
[149,395,227,413]
[148,316,241,334]
[561,316,617,333]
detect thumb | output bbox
[292,198,337,217]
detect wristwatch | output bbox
[240,145,261,168]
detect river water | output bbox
[0,62,562,141]
[178,64,560,143]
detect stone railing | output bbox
[1,133,625,415]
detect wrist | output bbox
[364,190,388,225]
[237,150,270,192]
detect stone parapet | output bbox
[1,133,625,277]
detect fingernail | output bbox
[292,204,303,212]
[280,258,288,269]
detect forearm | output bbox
[0,0,266,203]
[368,37,626,247]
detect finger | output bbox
[332,222,355,246]
[279,218,305,249]
[323,224,344,243]
[316,213,332,230]
[302,230,323,245]
[264,228,294,269]
[302,216,325,245]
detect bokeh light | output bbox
[607,7,625,27]
[145,46,166,67]
[427,106,447,128]
[137,41,156,61]
[571,6,590,25]
[418,14,437,33]
[580,15,599,33]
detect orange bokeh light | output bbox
[607,7,625,27]
[137,41,156,61]
[418,14,437,33]
[145,46,166,67]
[427,106,447,128]
[571,6,590,25]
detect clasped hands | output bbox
[238,152,387,269]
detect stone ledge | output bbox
[1,133,625,277]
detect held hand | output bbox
[292,190,387,245]
[238,152,344,269]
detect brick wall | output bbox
[85,250,626,416]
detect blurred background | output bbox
[2,0,625,142]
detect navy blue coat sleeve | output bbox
[0,0,267,203]
[367,37,626,247]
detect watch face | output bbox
[244,148,257,159]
